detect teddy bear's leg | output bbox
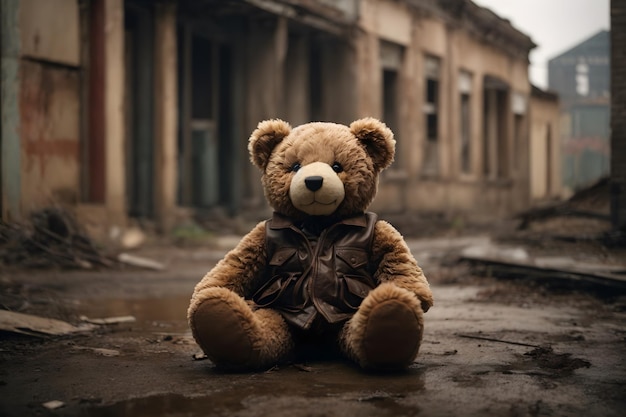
[340,283,424,370]
[188,287,293,370]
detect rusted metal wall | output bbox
[18,0,81,213]
[19,61,81,211]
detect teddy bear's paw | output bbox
[189,287,294,371]
[189,288,261,369]
[343,283,424,370]
[361,298,422,369]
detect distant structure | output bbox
[548,30,611,193]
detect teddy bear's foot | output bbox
[341,283,424,371]
[188,287,293,370]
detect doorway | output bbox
[124,3,155,218]
[177,29,235,210]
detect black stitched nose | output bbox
[305,176,324,192]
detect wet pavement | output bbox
[1,238,625,417]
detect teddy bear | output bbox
[188,118,433,371]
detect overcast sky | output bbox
[472,0,610,89]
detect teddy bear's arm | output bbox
[371,220,434,312]
[191,221,267,298]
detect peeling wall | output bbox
[18,0,81,214]
[530,93,561,200]
[19,0,80,66]
[20,60,80,210]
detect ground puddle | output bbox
[76,295,192,334]
[80,364,426,417]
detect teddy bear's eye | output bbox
[290,162,301,172]
[331,162,344,173]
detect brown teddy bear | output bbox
[188,118,433,371]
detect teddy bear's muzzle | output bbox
[289,162,345,216]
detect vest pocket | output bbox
[336,248,368,269]
[252,273,299,308]
[340,275,374,311]
[268,247,297,266]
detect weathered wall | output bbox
[363,0,534,217]
[20,61,80,210]
[529,93,561,200]
[19,0,81,213]
[363,0,411,45]
[19,0,80,66]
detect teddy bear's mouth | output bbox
[302,198,338,207]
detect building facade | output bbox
[548,30,610,193]
[1,0,560,237]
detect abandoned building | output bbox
[548,30,610,194]
[1,0,561,238]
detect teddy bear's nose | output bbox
[305,176,324,192]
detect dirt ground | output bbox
[1,228,626,417]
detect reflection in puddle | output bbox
[75,297,426,417]
[82,364,425,417]
[77,295,191,334]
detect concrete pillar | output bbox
[154,0,178,233]
[104,0,126,227]
[246,15,288,207]
[246,15,287,124]
[354,31,380,118]
[485,89,498,179]
[284,35,309,126]
[1,0,21,221]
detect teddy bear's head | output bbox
[248,118,395,220]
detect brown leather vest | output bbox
[252,212,378,330]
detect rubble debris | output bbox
[192,352,208,360]
[461,244,529,262]
[42,400,65,410]
[120,227,146,249]
[72,346,121,357]
[0,208,115,269]
[79,315,136,325]
[461,252,626,291]
[117,253,165,270]
[515,177,610,231]
[523,346,591,375]
[293,364,314,372]
[0,310,94,337]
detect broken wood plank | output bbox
[79,315,136,325]
[42,400,65,410]
[117,253,165,270]
[0,310,94,337]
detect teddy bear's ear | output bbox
[248,119,292,170]
[350,117,395,172]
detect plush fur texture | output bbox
[188,118,433,371]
